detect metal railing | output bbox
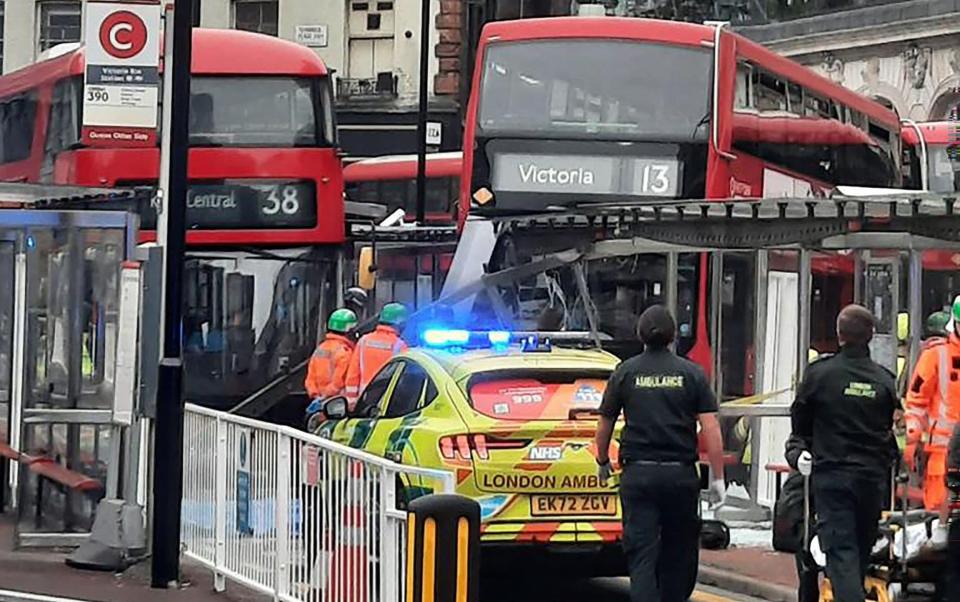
[180,404,454,602]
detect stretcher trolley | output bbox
[808,469,947,602]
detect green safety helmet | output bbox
[926,310,950,337]
[379,302,409,326]
[953,295,960,323]
[327,308,358,333]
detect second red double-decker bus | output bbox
[0,29,343,410]
[903,120,960,193]
[344,152,462,224]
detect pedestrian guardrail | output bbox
[180,404,455,602]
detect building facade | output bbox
[737,0,960,122]
[0,0,461,157]
[4,1,954,156]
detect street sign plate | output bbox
[296,25,328,47]
[236,427,253,534]
[426,122,442,146]
[82,1,161,147]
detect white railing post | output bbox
[214,416,227,593]
[275,433,291,600]
[180,404,454,602]
[380,466,398,602]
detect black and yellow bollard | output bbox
[406,494,480,602]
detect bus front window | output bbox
[478,40,712,141]
[182,248,335,408]
[189,76,334,147]
[927,143,960,193]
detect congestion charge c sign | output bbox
[99,11,148,60]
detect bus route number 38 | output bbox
[262,185,301,216]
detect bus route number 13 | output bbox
[262,185,301,216]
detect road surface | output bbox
[481,576,764,602]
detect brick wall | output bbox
[434,0,462,96]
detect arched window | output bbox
[871,95,896,112]
[930,89,960,121]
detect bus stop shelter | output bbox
[431,192,960,509]
[0,183,150,548]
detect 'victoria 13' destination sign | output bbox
[492,153,681,197]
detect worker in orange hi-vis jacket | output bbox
[344,303,408,407]
[305,308,358,401]
[905,296,960,515]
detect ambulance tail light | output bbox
[438,434,530,460]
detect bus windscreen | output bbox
[189,76,333,147]
[477,40,712,141]
[927,143,960,193]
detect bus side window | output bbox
[0,91,38,165]
[42,76,81,181]
[754,71,786,112]
[786,82,802,116]
[734,63,752,110]
[902,143,921,190]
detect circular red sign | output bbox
[99,11,148,60]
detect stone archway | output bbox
[856,83,906,118]
[871,94,898,114]
[930,87,960,120]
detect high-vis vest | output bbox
[905,334,960,510]
[305,333,354,400]
[344,325,407,400]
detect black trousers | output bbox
[813,470,884,602]
[947,514,960,602]
[619,462,701,602]
[795,550,820,602]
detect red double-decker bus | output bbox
[903,120,960,193]
[344,152,462,223]
[0,29,343,410]
[456,16,902,393]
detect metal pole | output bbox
[908,251,923,374]
[151,0,192,588]
[156,3,176,329]
[749,249,768,504]
[797,249,812,379]
[710,252,724,399]
[665,253,678,320]
[414,0,430,225]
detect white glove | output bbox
[798,451,813,477]
[708,479,726,508]
[597,461,613,485]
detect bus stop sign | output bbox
[82,1,161,148]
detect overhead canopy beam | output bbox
[476,193,960,251]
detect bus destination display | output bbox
[138,181,318,230]
[492,153,681,197]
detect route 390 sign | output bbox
[82,1,161,147]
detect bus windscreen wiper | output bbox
[690,111,711,139]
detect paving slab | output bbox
[700,544,799,602]
[0,518,267,602]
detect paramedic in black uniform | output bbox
[788,304,899,602]
[594,305,726,602]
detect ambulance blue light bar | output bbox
[420,329,513,349]
[488,331,511,345]
[423,329,470,347]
